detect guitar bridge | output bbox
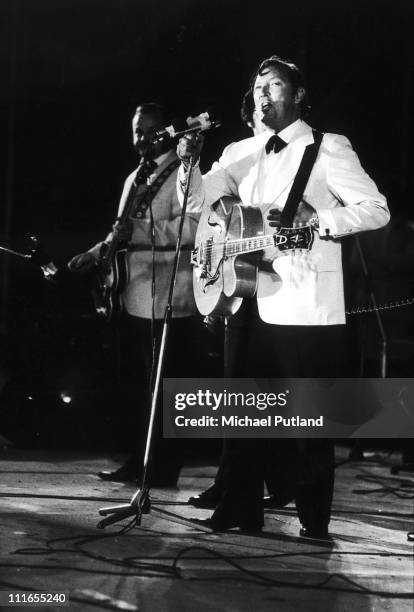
[191,246,199,266]
[192,246,207,277]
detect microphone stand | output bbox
[0,236,58,281]
[354,236,387,378]
[0,245,30,260]
[349,236,387,461]
[97,153,197,529]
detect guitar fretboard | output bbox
[199,225,313,267]
[222,235,276,257]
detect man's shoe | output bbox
[299,527,331,541]
[187,484,222,508]
[97,467,138,483]
[188,486,294,510]
[190,517,262,533]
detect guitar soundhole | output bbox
[207,217,221,229]
[203,269,220,291]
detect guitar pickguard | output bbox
[192,197,243,316]
[192,213,227,290]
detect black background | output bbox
[1,0,413,243]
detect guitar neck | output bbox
[221,225,313,258]
[98,197,134,267]
[223,234,276,257]
[101,236,122,266]
[99,160,156,266]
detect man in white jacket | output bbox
[177,55,390,538]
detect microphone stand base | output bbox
[97,487,151,529]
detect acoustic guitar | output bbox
[191,196,314,316]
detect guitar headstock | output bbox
[274,225,314,252]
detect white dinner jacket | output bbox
[179,120,390,325]
[89,150,199,319]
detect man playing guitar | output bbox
[177,55,390,538]
[69,103,202,486]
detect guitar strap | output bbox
[132,158,181,219]
[280,129,324,227]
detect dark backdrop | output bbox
[1,0,412,243]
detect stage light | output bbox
[60,393,72,404]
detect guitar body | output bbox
[91,246,128,320]
[192,196,315,317]
[192,197,262,316]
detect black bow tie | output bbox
[265,134,287,155]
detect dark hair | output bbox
[251,55,305,92]
[250,55,309,114]
[136,102,170,126]
[240,89,255,126]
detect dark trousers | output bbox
[119,312,205,484]
[213,300,347,529]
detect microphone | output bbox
[28,235,59,281]
[153,110,221,141]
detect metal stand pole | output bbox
[354,236,387,378]
[97,155,197,529]
[349,236,387,461]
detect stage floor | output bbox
[0,446,413,611]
